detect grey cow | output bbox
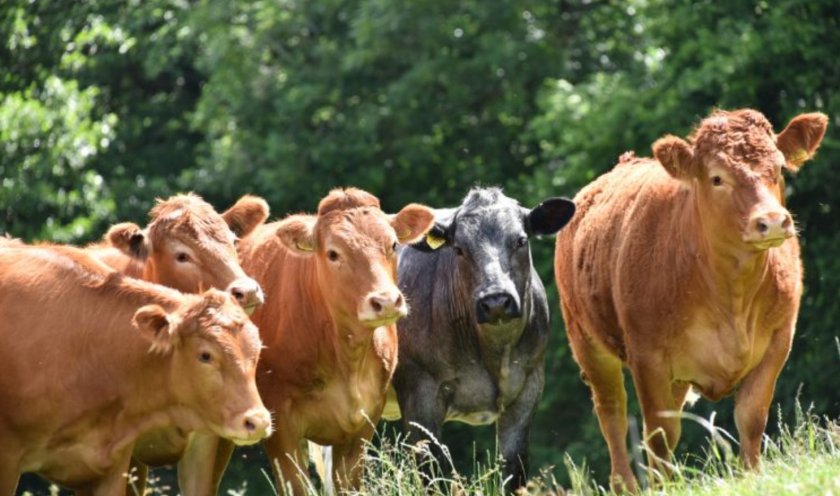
[384,187,575,490]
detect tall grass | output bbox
[23,407,839,495]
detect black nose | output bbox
[476,292,520,324]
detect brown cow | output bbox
[182,188,435,494]
[88,193,268,313]
[0,243,271,495]
[555,109,827,491]
[84,193,269,494]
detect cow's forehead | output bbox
[194,298,261,358]
[151,210,235,248]
[318,208,395,248]
[455,204,524,242]
[692,110,782,172]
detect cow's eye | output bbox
[327,250,340,262]
[515,236,528,248]
[711,176,723,187]
[176,252,191,263]
[391,241,398,253]
[453,245,465,256]
[198,351,213,364]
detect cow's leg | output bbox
[332,425,374,491]
[91,449,133,496]
[629,354,680,479]
[126,459,147,496]
[569,330,636,492]
[497,368,542,492]
[178,433,230,496]
[394,369,447,482]
[0,453,20,495]
[735,324,793,470]
[668,382,693,450]
[263,427,308,496]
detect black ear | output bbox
[408,208,457,252]
[525,197,576,236]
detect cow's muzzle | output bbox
[227,277,265,315]
[743,209,795,250]
[476,292,521,325]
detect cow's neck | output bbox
[689,195,771,314]
[333,314,380,364]
[86,321,204,463]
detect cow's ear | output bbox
[406,208,456,252]
[106,222,149,261]
[653,135,695,180]
[777,112,829,172]
[275,214,317,256]
[390,204,435,244]
[222,195,270,238]
[133,304,180,353]
[525,197,576,236]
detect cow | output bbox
[179,187,435,495]
[554,109,828,491]
[83,193,270,495]
[87,193,268,313]
[385,187,575,491]
[0,243,272,495]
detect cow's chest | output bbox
[444,346,528,425]
[672,307,776,400]
[303,358,390,444]
[22,427,128,488]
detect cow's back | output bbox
[0,246,173,436]
[555,158,694,357]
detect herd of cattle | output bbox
[0,108,828,495]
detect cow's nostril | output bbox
[231,289,245,302]
[244,419,256,432]
[395,294,403,307]
[782,216,792,229]
[756,220,768,234]
[371,299,382,313]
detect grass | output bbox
[20,406,840,495]
[345,405,840,496]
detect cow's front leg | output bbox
[0,451,20,496]
[90,449,133,496]
[497,368,543,492]
[178,433,231,496]
[735,323,794,469]
[394,368,447,481]
[264,423,309,496]
[629,353,681,480]
[332,424,375,491]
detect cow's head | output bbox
[107,194,268,314]
[414,188,574,327]
[133,289,271,445]
[654,109,827,252]
[275,188,434,329]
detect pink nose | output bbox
[237,407,272,440]
[368,291,404,316]
[227,278,264,312]
[751,211,794,240]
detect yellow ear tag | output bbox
[295,240,314,252]
[425,232,446,250]
[791,149,809,166]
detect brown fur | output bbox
[179,188,434,494]
[87,193,267,297]
[84,194,269,495]
[0,243,267,494]
[554,109,827,491]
